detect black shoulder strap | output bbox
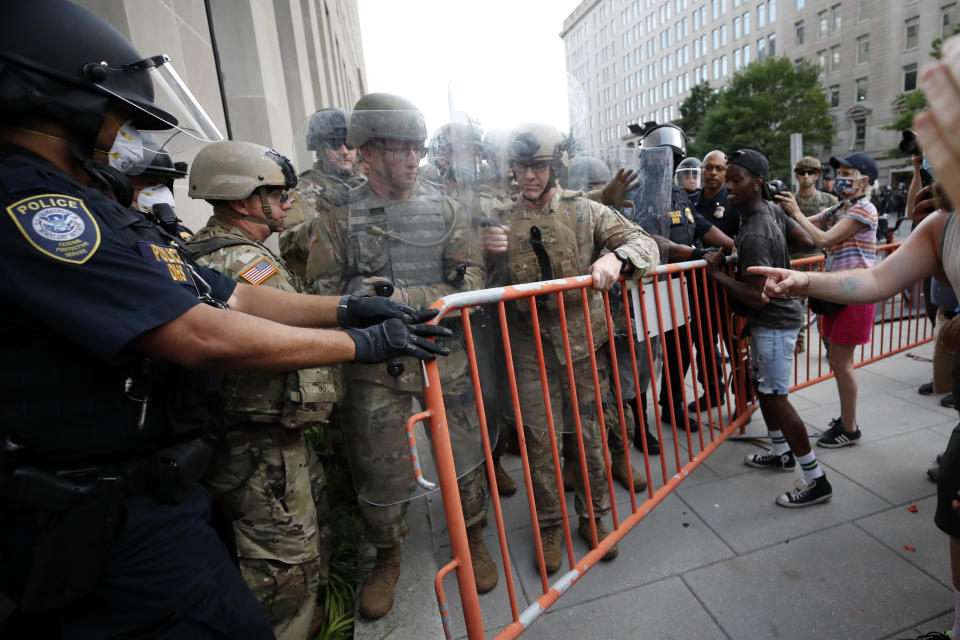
[182,237,259,260]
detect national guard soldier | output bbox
[305,93,498,619]
[185,140,337,640]
[483,123,660,574]
[0,3,449,636]
[281,107,366,278]
[566,155,613,192]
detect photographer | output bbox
[776,153,880,450]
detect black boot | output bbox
[631,397,660,455]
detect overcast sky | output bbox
[357,0,584,138]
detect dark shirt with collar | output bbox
[692,185,741,239]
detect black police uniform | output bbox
[659,186,723,420]
[0,146,274,639]
[692,185,741,239]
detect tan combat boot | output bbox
[358,546,401,620]
[537,525,564,574]
[611,455,647,492]
[578,517,618,562]
[467,523,498,593]
[493,459,517,496]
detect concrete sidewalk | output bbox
[409,340,956,640]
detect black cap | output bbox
[830,153,879,184]
[728,148,769,178]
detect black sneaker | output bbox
[663,406,699,433]
[687,392,725,412]
[816,420,861,448]
[942,393,955,409]
[776,475,833,508]
[633,425,660,456]
[744,451,796,471]
[918,381,935,396]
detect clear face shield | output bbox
[676,167,702,192]
[92,54,223,175]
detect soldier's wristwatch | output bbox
[614,248,632,272]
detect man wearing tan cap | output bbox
[793,156,838,217]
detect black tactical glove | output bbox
[344,318,453,363]
[337,293,438,328]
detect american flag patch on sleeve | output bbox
[239,257,278,285]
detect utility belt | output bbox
[0,438,211,618]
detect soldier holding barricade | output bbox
[184,141,338,639]
[483,122,659,574]
[305,93,498,619]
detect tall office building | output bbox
[78,0,367,230]
[561,0,950,183]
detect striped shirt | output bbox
[817,197,878,271]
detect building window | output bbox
[735,48,743,70]
[831,3,842,33]
[817,49,826,73]
[744,10,751,35]
[904,63,918,91]
[857,0,867,22]
[830,45,840,73]
[735,16,742,39]
[797,0,804,8]
[829,84,840,107]
[795,20,804,46]
[722,54,728,75]
[744,43,751,64]
[943,4,957,38]
[769,0,776,22]
[905,18,920,50]
[855,77,867,101]
[758,3,766,27]
[856,36,869,64]
[768,33,776,56]
[713,57,720,78]
[758,37,766,61]
[721,23,728,46]
[818,11,829,38]
[854,118,866,150]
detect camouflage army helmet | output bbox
[188,140,297,200]
[566,155,611,190]
[346,92,427,149]
[306,108,349,151]
[507,122,570,168]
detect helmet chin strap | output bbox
[522,168,556,206]
[219,191,285,231]
[70,139,134,207]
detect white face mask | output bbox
[134,185,176,214]
[107,121,144,173]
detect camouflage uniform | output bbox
[190,217,337,640]
[306,180,488,546]
[280,163,364,279]
[795,189,838,218]
[492,189,658,527]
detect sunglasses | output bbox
[795,169,820,176]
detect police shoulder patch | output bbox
[240,257,278,285]
[6,193,101,264]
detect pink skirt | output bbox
[822,303,875,345]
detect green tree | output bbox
[689,56,834,178]
[675,81,718,144]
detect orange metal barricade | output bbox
[407,245,931,640]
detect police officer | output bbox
[305,93,498,619]
[126,142,192,240]
[638,125,733,431]
[483,122,659,575]
[675,156,703,196]
[0,3,448,636]
[185,140,337,640]
[281,107,366,278]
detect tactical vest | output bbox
[342,188,449,294]
[185,233,337,428]
[0,150,217,462]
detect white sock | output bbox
[769,430,790,455]
[796,451,824,484]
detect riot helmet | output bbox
[346,93,427,149]
[638,122,686,169]
[566,155,612,191]
[675,156,702,193]
[306,108,349,151]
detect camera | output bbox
[768,179,788,197]
[899,130,920,157]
